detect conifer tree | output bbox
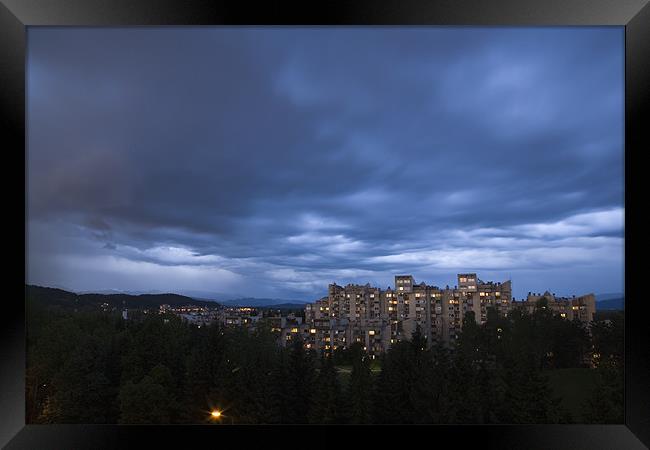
[310,352,345,423]
[267,347,291,424]
[347,343,373,423]
[285,337,316,423]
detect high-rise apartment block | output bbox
[298,274,595,355]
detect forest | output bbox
[26,295,623,424]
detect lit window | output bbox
[310,328,316,334]
[291,328,298,333]
[399,287,404,291]
[369,330,375,335]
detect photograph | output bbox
[25,26,625,426]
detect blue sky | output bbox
[26,27,624,301]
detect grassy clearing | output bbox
[335,362,381,388]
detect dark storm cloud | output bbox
[27,27,624,299]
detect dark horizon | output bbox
[27,27,624,301]
[25,280,624,305]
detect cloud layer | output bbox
[27,27,624,300]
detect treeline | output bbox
[26,298,623,424]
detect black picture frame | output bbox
[3,0,648,448]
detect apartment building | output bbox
[301,273,593,355]
[512,291,596,322]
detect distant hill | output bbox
[255,303,309,310]
[595,293,624,310]
[221,297,309,307]
[26,285,219,310]
[596,297,624,310]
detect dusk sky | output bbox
[27,27,624,301]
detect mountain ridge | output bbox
[26,284,311,309]
[26,285,219,309]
